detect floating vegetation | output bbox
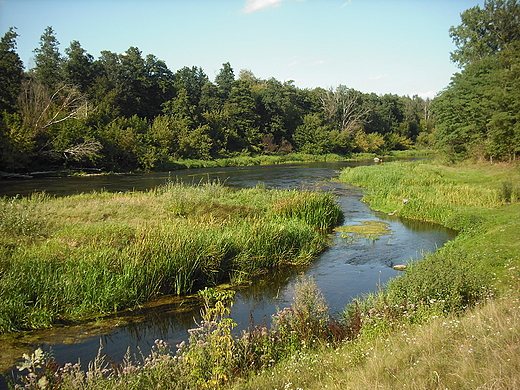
[335,220,393,243]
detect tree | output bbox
[433,0,520,162]
[145,53,175,115]
[223,80,260,152]
[199,81,222,112]
[321,86,369,134]
[450,0,520,67]
[215,62,235,100]
[18,79,88,137]
[174,66,209,109]
[97,115,148,169]
[62,40,95,93]
[432,56,500,161]
[0,27,24,113]
[33,26,62,90]
[117,47,150,118]
[293,113,332,154]
[13,78,90,166]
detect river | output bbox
[0,161,456,382]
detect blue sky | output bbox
[1,0,480,98]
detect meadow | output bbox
[8,160,520,389]
[0,181,343,333]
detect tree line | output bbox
[432,0,520,163]
[2,26,433,172]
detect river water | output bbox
[0,161,456,377]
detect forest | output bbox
[0,26,433,172]
[1,0,519,173]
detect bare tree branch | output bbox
[18,79,89,136]
[63,139,102,161]
[321,86,370,134]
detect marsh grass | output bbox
[0,182,342,332]
[10,161,520,389]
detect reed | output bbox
[0,182,342,332]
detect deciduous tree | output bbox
[450,0,520,67]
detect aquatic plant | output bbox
[0,182,342,332]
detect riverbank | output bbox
[237,161,520,389]
[9,160,515,389]
[0,150,433,180]
[0,182,343,334]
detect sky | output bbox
[0,0,482,99]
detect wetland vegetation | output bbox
[7,160,519,389]
[0,181,343,333]
[3,0,520,387]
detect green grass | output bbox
[151,152,350,171]
[233,161,520,389]
[8,160,520,390]
[113,150,434,173]
[0,182,343,332]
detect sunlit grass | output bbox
[0,182,342,332]
[237,294,520,390]
[8,160,520,389]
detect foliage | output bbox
[32,26,62,90]
[449,0,520,67]
[0,27,24,114]
[0,26,434,171]
[433,0,520,163]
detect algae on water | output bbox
[335,220,393,243]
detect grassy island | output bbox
[0,182,343,333]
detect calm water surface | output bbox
[0,161,456,376]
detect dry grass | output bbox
[234,294,520,390]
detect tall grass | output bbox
[0,182,342,332]
[339,161,507,225]
[237,295,520,390]
[155,152,349,170]
[9,161,520,389]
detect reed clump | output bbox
[0,182,342,332]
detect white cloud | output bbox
[340,0,352,8]
[242,0,304,14]
[313,60,325,65]
[288,60,300,67]
[369,74,388,80]
[417,90,437,99]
